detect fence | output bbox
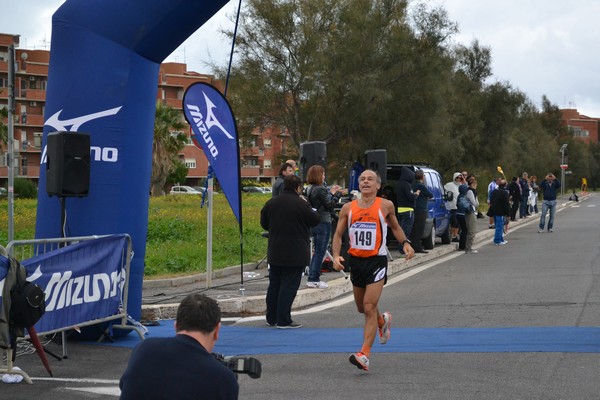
[0,234,145,384]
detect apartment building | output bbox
[560,108,599,144]
[0,33,292,187]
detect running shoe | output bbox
[276,322,302,329]
[349,352,369,371]
[379,311,392,345]
[306,281,329,289]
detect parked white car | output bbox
[170,185,202,195]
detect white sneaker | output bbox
[538,229,544,233]
[379,311,392,344]
[349,352,369,371]
[307,281,329,289]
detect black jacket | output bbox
[487,187,510,217]
[507,180,521,202]
[306,184,341,223]
[395,167,416,208]
[260,189,321,267]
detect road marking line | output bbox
[64,386,120,396]
[32,377,119,384]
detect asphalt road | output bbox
[3,194,599,399]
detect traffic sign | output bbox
[560,164,568,169]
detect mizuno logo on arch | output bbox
[44,106,122,132]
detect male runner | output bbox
[332,169,415,371]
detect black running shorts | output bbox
[349,255,388,288]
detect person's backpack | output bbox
[9,257,46,329]
[456,193,472,214]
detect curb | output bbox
[140,195,588,320]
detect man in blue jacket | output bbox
[538,172,561,233]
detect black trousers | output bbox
[409,209,428,252]
[266,265,303,326]
[510,200,519,220]
[456,214,467,250]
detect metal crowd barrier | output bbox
[1,234,145,384]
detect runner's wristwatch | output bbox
[401,239,411,246]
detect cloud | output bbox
[6,0,600,117]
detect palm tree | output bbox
[151,101,187,195]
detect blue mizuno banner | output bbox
[34,0,228,321]
[183,82,242,224]
[13,235,127,334]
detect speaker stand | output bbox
[58,195,67,240]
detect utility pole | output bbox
[7,45,15,242]
[559,144,568,196]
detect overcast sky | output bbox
[6,0,600,117]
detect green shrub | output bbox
[14,178,38,199]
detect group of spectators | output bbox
[486,171,561,245]
[444,171,480,253]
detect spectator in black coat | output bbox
[487,179,510,245]
[507,177,521,221]
[261,175,321,328]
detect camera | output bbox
[212,353,262,379]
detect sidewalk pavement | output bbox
[140,194,586,322]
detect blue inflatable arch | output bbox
[35,0,229,320]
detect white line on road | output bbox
[32,377,119,384]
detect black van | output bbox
[385,164,452,249]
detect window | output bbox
[33,133,42,148]
[243,157,258,167]
[263,159,272,169]
[572,127,589,138]
[184,158,196,169]
[263,138,271,148]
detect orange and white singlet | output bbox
[347,197,388,258]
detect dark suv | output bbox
[385,163,452,249]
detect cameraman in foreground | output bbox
[120,293,239,400]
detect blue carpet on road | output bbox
[97,322,600,354]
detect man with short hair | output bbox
[487,179,510,245]
[519,172,530,218]
[120,293,239,400]
[487,176,501,228]
[332,169,414,371]
[272,162,294,197]
[538,172,561,233]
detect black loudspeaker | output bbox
[364,149,387,184]
[46,131,91,197]
[299,141,327,182]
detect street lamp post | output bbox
[559,144,568,196]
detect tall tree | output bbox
[151,102,187,196]
[454,39,492,85]
[224,0,460,174]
